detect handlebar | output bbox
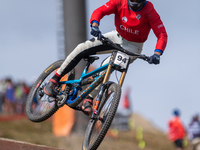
[100,35,150,62]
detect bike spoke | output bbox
[89,92,114,146]
[30,71,56,116]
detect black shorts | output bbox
[174,139,183,148]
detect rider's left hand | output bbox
[149,53,160,64]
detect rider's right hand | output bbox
[90,26,102,40]
[148,53,160,64]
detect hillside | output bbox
[0,113,191,150]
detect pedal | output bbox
[56,94,68,107]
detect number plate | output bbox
[113,51,129,69]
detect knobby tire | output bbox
[25,60,75,122]
[82,82,121,150]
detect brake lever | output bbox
[138,55,150,62]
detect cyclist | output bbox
[168,109,186,150]
[44,0,168,115]
[188,114,200,150]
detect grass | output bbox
[0,116,191,150]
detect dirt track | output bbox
[0,138,64,150]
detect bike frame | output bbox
[54,35,149,113]
[58,61,112,107]
[58,50,129,109]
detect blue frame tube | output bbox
[59,63,116,107]
[59,63,109,85]
[66,71,107,106]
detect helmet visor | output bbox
[128,0,145,11]
[129,0,142,6]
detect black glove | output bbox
[149,54,160,64]
[90,26,101,40]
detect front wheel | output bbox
[25,60,75,122]
[82,82,121,150]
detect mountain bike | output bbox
[25,35,149,150]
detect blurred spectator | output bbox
[0,79,6,114]
[0,79,6,113]
[0,80,3,113]
[3,78,16,115]
[0,77,31,115]
[21,82,30,113]
[15,81,30,114]
[188,114,200,150]
[15,82,24,114]
[168,109,186,150]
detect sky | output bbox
[0,0,200,132]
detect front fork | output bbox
[91,51,128,120]
[90,81,113,120]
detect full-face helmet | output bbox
[127,0,146,11]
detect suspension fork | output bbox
[103,65,127,87]
[91,81,114,119]
[118,71,127,87]
[103,62,127,86]
[91,63,113,119]
[91,53,114,119]
[103,50,129,86]
[91,72,127,120]
[102,57,113,84]
[91,51,130,120]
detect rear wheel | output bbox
[82,82,121,150]
[25,60,75,122]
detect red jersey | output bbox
[168,117,186,141]
[90,0,167,52]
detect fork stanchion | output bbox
[119,72,126,87]
[102,64,112,83]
